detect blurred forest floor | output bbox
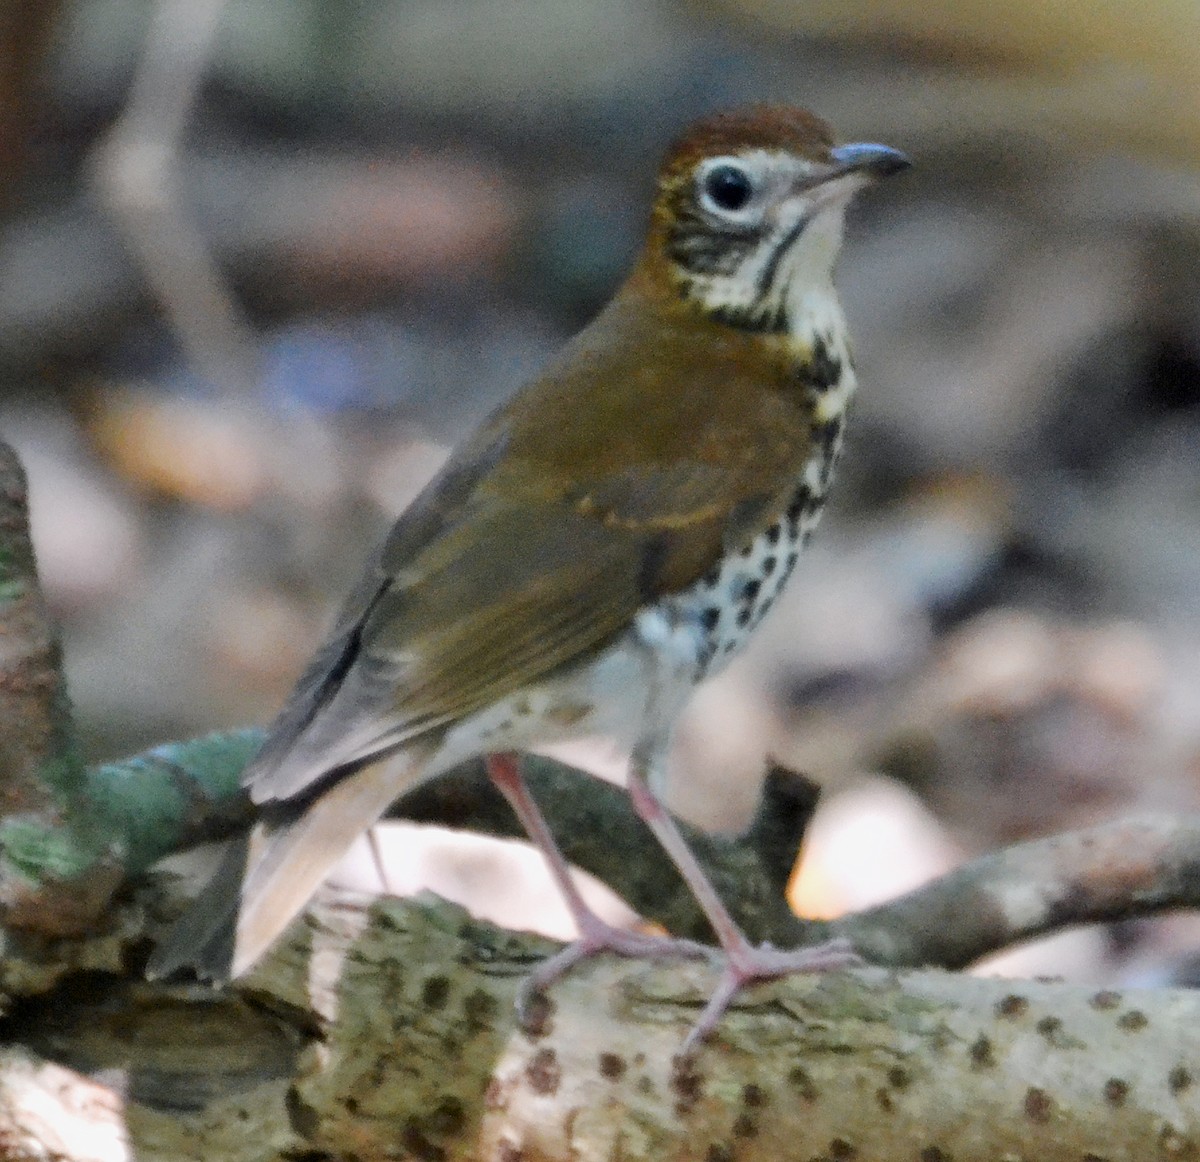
[4,0,1200,989]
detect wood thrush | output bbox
[150,105,909,1050]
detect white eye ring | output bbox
[696,158,760,221]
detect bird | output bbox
[149,104,909,1050]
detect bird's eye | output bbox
[700,164,754,214]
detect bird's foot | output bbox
[681,937,861,1057]
[517,915,715,1027]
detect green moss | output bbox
[0,817,104,882]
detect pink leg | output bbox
[626,768,859,1054]
[486,754,714,1021]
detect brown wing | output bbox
[245,283,813,804]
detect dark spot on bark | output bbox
[428,1098,466,1137]
[401,1124,447,1162]
[345,1096,359,1115]
[285,1086,320,1138]
[1118,1009,1148,1031]
[521,991,554,1038]
[742,1083,767,1108]
[422,975,450,1010]
[1023,1087,1052,1123]
[1160,1128,1193,1155]
[599,1052,626,1081]
[732,1114,757,1139]
[671,1056,704,1113]
[920,1148,951,1162]
[995,994,1029,1019]
[828,1138,857,1159]
[1103,1078,1129,1106]
[1170,1066,1193,1093]
[788,1065,818,1101]
[886,1066,911,1090]
[463,988,498,1031]
[1090,989,1122,1010]
[525,1048,561,1096]
[968,1035,994,1068]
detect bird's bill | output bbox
[827,142,911,181]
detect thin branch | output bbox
[835,813,1200,968]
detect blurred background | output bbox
[5,0,1200,986]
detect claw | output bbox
[518,919,716,1030]
[679,937,861,1056]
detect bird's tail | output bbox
[148,746,435,983]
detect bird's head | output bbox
[641,105,909,334]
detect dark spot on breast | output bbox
[920,1148,950,1162]
[786,489,810,524]
[766,524,781,546]
[700,607,720,632]
[828,1139,857,1160]
[1118,1009,1148,1031]
[1170,1066,1193,1093]
[741,577,762,603]
[1090,989,1122,1010]
[762,555,776,575]
[796,334,844,395]
[525,1048,562,1095]
[736,608,752,628]
[732,1114,757,1139]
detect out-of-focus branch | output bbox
[90,0,259,397]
